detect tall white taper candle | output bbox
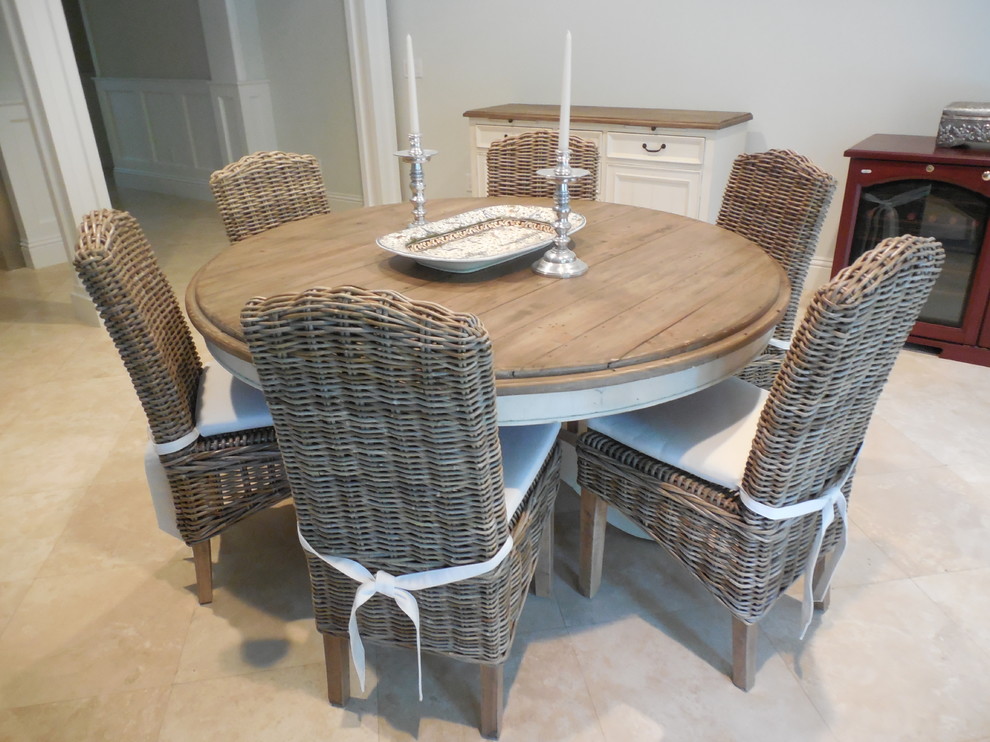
[558,31,572,154]
[406,35,420,134]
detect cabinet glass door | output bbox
[850,180,989,328]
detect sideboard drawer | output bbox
[606,132,705,165]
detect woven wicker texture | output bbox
[242,286,560,665]
[74,210,290,546]
[210,150,331,243]
[486,130,599,200]
[578,234,943,624]
[717,149,837,389]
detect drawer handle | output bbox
[642,142,667,154]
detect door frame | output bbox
[343,0,401,206]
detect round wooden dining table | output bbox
[185,197,788,425]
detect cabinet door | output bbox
[833,158,990,345]
[604,162,701,216]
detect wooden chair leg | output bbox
[324,634,350,706]
[731,616,757,691]
[480,663,504,739]
[533,514,554,598]
[558,419,588,445]
[579,488,607,598]
[812,553,831,612]
[192,540,213,604]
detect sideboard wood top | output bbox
[845,134,990,167]
[462,104,753,130]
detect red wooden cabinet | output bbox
[832,134,990,366]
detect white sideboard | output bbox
[463,105,752,223]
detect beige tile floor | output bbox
[1,189,989,741]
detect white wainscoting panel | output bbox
[96,77,223,200]
[209,81,277,162]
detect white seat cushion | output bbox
[196,362,273,437]
[144,440,181,539]
[144,363,273,540]
[587,377,768,490]
[499,422,561,521]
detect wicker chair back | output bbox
[242,286,508,571]
[486,129,599,200]
[244,286,560,733]
[743,234,944,511]
[74,209,201,446]
[717,150,837,347]
[210,150,331,243]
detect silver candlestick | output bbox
[532,149,589,278]
[395,133,438,227]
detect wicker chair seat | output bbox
[578,430,845,623]
[159,427,286,544]
[144,362,274,536]
[74,209,291,604]
[577,234,944,691]
[580,378,834,624]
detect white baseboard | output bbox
[802,257,834,300]
[328,191,364,211]
[22,234,67,268]
[71,285,100,325]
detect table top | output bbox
[186,197,787,424]
[462,104,753,130]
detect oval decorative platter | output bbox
[376,204,586,273]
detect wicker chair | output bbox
[74,209,290,604]
[716,149,837,389]
[241,286,561,739]
[209,150,331,243]
[486,129,599,200]
[576,235,943,690]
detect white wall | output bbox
[256,0,363,208]
[80,0,210,79]
[386,0,990,285]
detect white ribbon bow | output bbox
[298,525,513,700]
[737,453,857,638]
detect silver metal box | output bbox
[937,101,990,147]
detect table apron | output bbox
[206,327,773,426]
[494,328,772,425]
